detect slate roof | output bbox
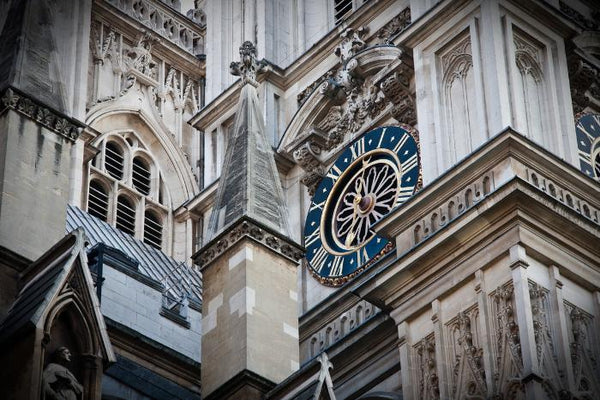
[66,205,202,304]
[106,354,201,400]
[0,242,71,343]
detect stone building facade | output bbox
[0,0,599,399]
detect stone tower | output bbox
[194,41,303,400]
[0,0,92,261]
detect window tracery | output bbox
[86,133,168,250]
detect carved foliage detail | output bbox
[293,140,325,196]
[1,89,81,141]
[334,27,369,64]
[230,41,267,87]
[447,309,487,399]
[568,54,600,115]
[414,334,440,400]
[491,284,525,398]
[566,303,600,397]
[529,282,562,396]
[196,220,304,268]
[376,8,411,44]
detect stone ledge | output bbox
[0,87,83,142]
[193,216,304,271]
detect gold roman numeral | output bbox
[351,137,365,160]
[311,247,329,273]
[326,165,343,183]
[305,227,321,247]
[393,133,410,154]
[329,256,344,277]
[402,153,418,172]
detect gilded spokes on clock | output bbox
[334,157,399,250]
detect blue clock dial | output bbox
[304,125,421,286]
[576,114,600,181]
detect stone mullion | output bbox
[397,321,413,400]
[548,265,575,392]
[475,270,495,395]
[431,299,449,399]
[509,245,545,399]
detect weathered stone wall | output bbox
[0,110,74,260]
[101,265,202,362]
[201,238,299,397]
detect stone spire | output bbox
[206,41,290,240]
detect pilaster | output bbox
[509,244,545,399]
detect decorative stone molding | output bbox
[195,218,304,270]
[126,31,159,78]
[306,300,379,359]
[334,27,369,64]
[297,68,337,106]
[559,1,599,30]
[568,54,600,114]
[104,0,204,55]
[413,334,440,400]
[376,8,411,44]
[411,173,493,247]
[529,282,563,396]
[293,136,327,196]
[514,34,544,84]
[230,41,267,87]
[567,304,600,394]
[491,284,524,398]
[380,70,416,125]
[0,88,82,141]
[313,352,337,399]
[525,169,600,225]
[441,35,473,88]
[446,309,486,398]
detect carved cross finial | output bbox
[230,41,267,87]
[314,352,337,400]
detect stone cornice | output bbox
[193,216,304,271]
[351,129,600,314]
[0,87,84,142]
[376,128,600,242]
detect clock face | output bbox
[576,114,600,181]
[304,126,420,286]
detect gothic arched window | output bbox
[132,156,151,195]
[144,210,163,249]
[116,195,136,235]
[105,142,125,180]
[88,180,109,222]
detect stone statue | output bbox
[42,347,83,400]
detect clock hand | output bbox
[344,160,370,248]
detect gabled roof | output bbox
[66,205,202,304]
[0,229,115,362]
